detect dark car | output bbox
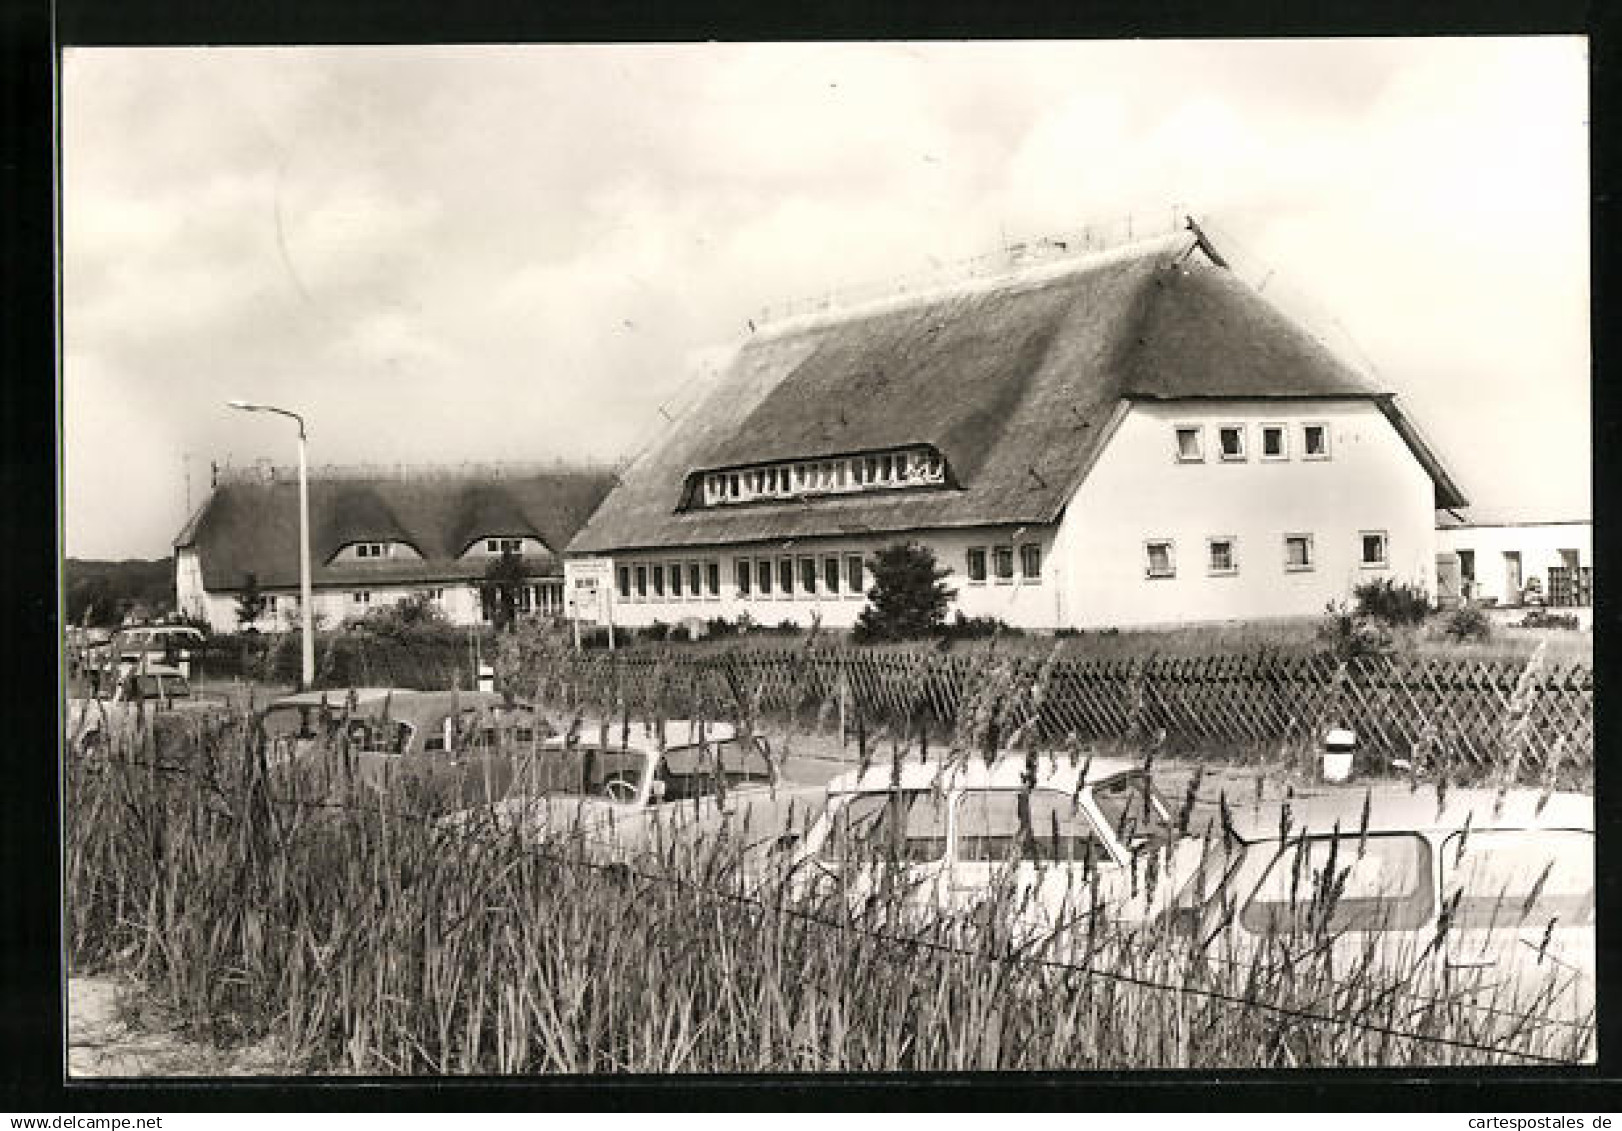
[261,688,554,810]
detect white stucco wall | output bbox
[579,398,1445,633]
[580,526,1059,632]
[187,582,491,633]
[1050,399,1439,629]
[1436,522,1591,605]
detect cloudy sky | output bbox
[61,38,1590,559]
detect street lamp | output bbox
[227,399,314,689]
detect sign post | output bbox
[564,559,614,653]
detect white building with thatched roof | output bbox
[566,224,1466,632]
[175,464,616,632]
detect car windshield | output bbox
[1443,828,1593,929]
[1240,832,1434,933]
[817,789,949,865]
[1089,773,1175,845]
[658,737,773,802]
[955,789,1111,865]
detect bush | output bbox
[1353,578,1433,626]
[580,626,633,650]
[1517,609,1579,631]
[938,613,1022,641]
[852,543,956,644]
[1317,600,1393,662]
[1442,605,1493,642]
[640,621,671,643]
[704,617,738,638]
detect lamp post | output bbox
[227,400,314,689]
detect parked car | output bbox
[261,688,554,810]
[65,663,226,754]
[82,625,206,674]
[774,754,1205,940]
[453,719,824,871]
[1166,787,1594,1039]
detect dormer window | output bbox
[486,537,524,555]
[690,445,950,509]
[354,542,388,559]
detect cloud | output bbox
[61,40,1591,557]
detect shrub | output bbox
[640,621,671,643]
[1517,609,1579,631]
[580,626,633,650]
[1353,578,1433,627]
[1442,605,1493,642]
[704,617,738,638]
[1317,600,1393,662]
[852,543,956,643]
[773,619,801,635]
[938,613,1022,641]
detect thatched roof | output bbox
[570,231,1465,555]
[176,469,617,591]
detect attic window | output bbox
[693,446,947,507]
[487,537,523,555]
[354,542,388,559]
[1302,424,1330,460]
[1261,424,1288,460]
[1175,426,1204,463]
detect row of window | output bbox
[699,446,947,507]
[964,544,1043,584]
[343,537,526,562]
[1174,422,1331,465]
[1143,531,1390,579]
[615,555,869,601]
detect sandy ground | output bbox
[66,976,291,1078]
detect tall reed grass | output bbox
[64,704,1592,1074]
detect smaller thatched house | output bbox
[174,465,617,631]
[567,223,1466,631]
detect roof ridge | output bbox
[751,230,1200,342]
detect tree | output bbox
[853,543,956,643]
[235,572,269,630]
[478,548,528,632]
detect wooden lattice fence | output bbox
[514,648,1593,782]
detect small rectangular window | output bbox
[616,566,630,599]
[823,556,841,594]
[757,559,773,595]
[651,565,665,598]
[1207,537,1238,576]
[966,547,987,583]
[1218,425,1247,461]
[1361,531,1389,568]
[1175,426,1204,463]
[669,563,683,598]
[1284,534,1314,571]
[634,566,648,600]
[778,558,794,595]
[1302,423,1330,459]
[798,557,818,595]
[993,546,1015,582]
[703,562,718,598]
[1261,424,1288,460]
[352,590,371,604]
[1020,544,1042,580]
[736,559,752,596]
[1145,541,1175,579]
[728,473,740,498]
[845,554,864,595]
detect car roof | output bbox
[1222,787,1594,841]
[825,754,1143,796]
